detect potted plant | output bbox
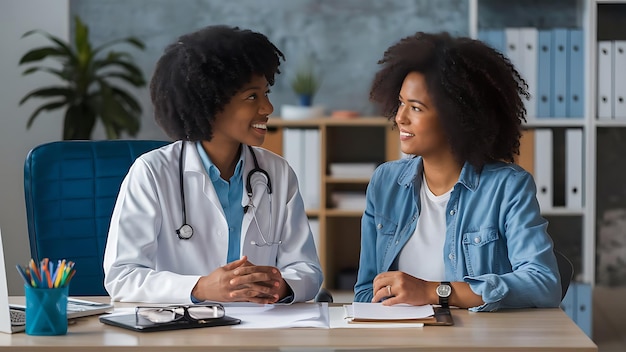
[18,16,146,140]
[291,67,320,107]
[281,63,324,120]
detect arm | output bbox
[354,167,382,302]
[464,170,561,311]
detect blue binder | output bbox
[478,29,506,55]
[567,29,584,118]
[537,30,552,118]
[551,29,569,117]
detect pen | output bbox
[15,264,30,287]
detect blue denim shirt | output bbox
[354,156,561,312]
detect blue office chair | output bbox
[24,140,170,295]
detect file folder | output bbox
[614,41,626,119]
[534,129,553,211]
[505,28,523,74]
[565,129,583,209]
[519,27,538,118]
[551,29,569,117]
[537,30,553,118]
[479,29,506,54]
[567,29,584,118]
[303,129,321,209]
[597,41,614,119]
[283,128,306,199]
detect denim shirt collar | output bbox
[396,156,480,192]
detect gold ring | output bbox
[386,285,392,296]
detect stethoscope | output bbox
[176,142,281,247]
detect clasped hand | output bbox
[193,256,288,304]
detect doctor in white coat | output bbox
[103,25,323,304]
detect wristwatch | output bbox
[436,281,452,307]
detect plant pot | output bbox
[280,105,325,120]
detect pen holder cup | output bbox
[25,284,69,335]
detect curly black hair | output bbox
[150,25,285,141]
[370,31,528,170]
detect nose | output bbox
[259,95,274,115]
[395,105,407,125]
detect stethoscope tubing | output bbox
[176,142,274,243]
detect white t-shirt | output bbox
[397,173,451,281]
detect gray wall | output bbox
[70,0,469,137]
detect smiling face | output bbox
[210,74,274,148]
[395,71,449,158]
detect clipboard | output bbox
[427,306,454,326]
[99,313,241,332]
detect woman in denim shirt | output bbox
[354,32,561,312]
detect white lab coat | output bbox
[103,141,323,303]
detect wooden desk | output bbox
[1,297,597,351]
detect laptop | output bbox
[0,227,113,333]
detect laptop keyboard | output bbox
[10,308,25,326]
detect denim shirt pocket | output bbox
[462,227,501,276]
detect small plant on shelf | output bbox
[290,65,320,107]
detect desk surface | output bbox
[1,297,597,352]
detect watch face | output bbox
[437,284,452,297]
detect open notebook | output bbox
[0,227,113,333]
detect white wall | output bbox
[0,0,68,294]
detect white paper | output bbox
[227,302,329,329]
[330,306,423,329]
[350,302,434,321]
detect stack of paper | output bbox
[344,302,435,324]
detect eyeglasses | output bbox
[135,304,225,324]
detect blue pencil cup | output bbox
[25,284,69,335]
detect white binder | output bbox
[303,129,321,210]
[613,41,626,119]
[505,28,523,72]
[282,128,306,203]
[565,129,583,209]
[519,27,538,118]
[597,41,614,119]
[534,129,553,211]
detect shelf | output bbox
[524,118,586,128]
[325,176,371,184]
[325,209,364,217]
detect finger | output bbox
[230,286,278,300]
[381,295,401,306]
[231,272,277,286]
[223,256,249,271]
[233,265,277,276]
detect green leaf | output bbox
[19,87,74,105]
[19,47,68,64]
[101,71,146,86]
[25,100,67,129]
[21,29,73,56]
[93,36,145,56]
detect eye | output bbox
[411,105,422,112]
[246,93,257,101]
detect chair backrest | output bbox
[554,250,574,302]
[24,140,169,295]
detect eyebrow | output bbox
[399,94,429,109]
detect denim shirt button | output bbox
[448,253,454,260]
[376,223,383,229]
[474,236,481,244]
[449,209,455,216]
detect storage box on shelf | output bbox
[263,117,398,291]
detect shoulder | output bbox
[478,161,536,190]
[373,156,419,179]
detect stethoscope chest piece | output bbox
[176,224,193,240]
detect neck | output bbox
[200,141,242,180]
[422,155,462,196]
